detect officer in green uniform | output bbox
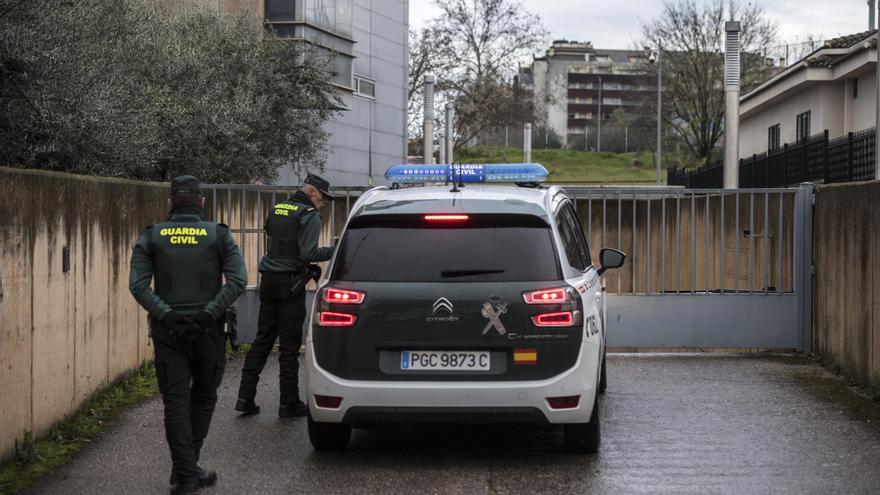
[235,173,334,418]
[129,176,246,495]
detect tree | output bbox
[0,0,340,183]
[407,26,454,154]
[640,0,777,165]
[411,0,548,150]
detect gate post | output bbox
[782,143,788,186]
[801,140,807,182]
[794,184,814,353]
[822,129,829,184]
[847,132,854,181]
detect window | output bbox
[332,215,561,282]
[305,0,353,37]
[853,78,859,99]
[555,206,587,271]
[768,124,780,152]
[796,111,811,142]
[265,0,295,22]
[354,76,375,98]
[561,203,591,268]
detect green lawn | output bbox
[456,147,665,184]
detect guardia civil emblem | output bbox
[481,295,508,336]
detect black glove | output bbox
[177,312,214,342]
[191,311,215,331]
[308,264,322,282]
[161,312,193,339]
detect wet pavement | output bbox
[29,353,880,494]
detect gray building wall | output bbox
[277,0,408,187]
[521,41,649,148]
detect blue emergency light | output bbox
[384,163,548,184]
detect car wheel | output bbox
[598,350,607,394]
[307,413,351,451]
[563,394,600,454]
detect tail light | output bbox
[323,287,365,305]
[532,311,574,327]
[523,287,568,304]
[424,214,469,222]
[546,395,580,409]
[314,395,343,409]
[318,311,357,327]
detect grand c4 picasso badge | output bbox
[481,295,508,335]
[427,297,459,322]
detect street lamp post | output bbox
[875,1,880,179]
[655,45,662,184]
[597,76,603,152]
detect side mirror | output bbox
[597,248,626,276]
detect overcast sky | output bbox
[409,1,873,52]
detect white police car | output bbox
[304,164,625,453]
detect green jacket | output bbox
[258,190,334,273]
[129,210,247,321]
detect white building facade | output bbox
[739,31,877,158]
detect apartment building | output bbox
[519,40,652,148]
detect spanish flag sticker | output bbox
[513,348,537,365]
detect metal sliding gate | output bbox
[203,184,813,352]
[566,186,813,352]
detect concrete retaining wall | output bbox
[813,181,880,388]
[0,167,169,460]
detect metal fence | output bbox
[567,185,812,351]
[669,128,876,188]
[200,183,811,350]
[201,185,371,289]
[565,187,800,296]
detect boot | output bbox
[278,400,308,418]
[234,398,260,415]
[170,467,217,487]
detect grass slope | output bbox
[456,147,664,184]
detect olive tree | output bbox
[0,0,339,183]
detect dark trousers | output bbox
[151,320,226,483]
[238,271,306,406]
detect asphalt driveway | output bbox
[28,353,880,494]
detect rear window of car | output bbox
[331,214,561,282]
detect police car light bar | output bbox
[385,163,548,184]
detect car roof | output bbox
[349,185,567,218]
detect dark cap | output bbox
[171,175,201,196]
[304,173,335,200]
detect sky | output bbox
[409,0,873,53]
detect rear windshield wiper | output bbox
[441,269,506,278]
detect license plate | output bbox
[401,351,490,371]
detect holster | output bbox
[289,264,321,298]
[289,267,309,297]
[225,306,239,351]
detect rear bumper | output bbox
[343,406,548,425]
[304,340,600,425]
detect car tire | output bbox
[563,395,600,454]
[307,413,351,451]
[598,351,607,394]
